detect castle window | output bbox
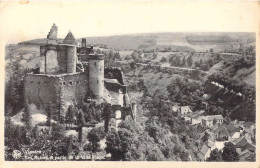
[60,82,63,85]
[94,62,96,66]
[100,67,102,71]
[69,81,73,85]
[63,82,66,85]
[84,80,87,83]
[97,80,99,84]
[76,81,80,84]
[44,81,47,85]
[38,81,41,84]
[31,81,33,84]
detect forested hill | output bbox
[17,32,255,52]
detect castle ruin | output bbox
[24,24,136,127]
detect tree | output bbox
[46,103,53,127]
[21,100,32,130]
[96,48,101,54]
[222,142,239,161]
[50,123,66,141]
[87,128,105,153]
[187,55,193,67]
[65,105,76,129]
[105,128,134,161]
[8,58,25,114]
[160,57,167,63]
[102,103,113,132]
[207,149,222,161]
[130,62,137,76]
[77,110,85,142]
[152,52,157,59]
[114,52,121,60]
[182,56,186,67]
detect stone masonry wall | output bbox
[24,72,88,117]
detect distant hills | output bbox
[17,32,255,52]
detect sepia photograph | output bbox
[0,1,259,167]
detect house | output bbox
[201,115,223,128]
[238,149,255,162]
[180,106,192,116]
[212,125,229,141]
[234,137,256,157]
[185,110,205,125]
[172,105,180,113]
[243,122,255,133]
[201,131,216,142]
[197,144,211,161]
[224,124,241,141]
[191,111,205,125]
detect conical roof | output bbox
[63,31,76,44]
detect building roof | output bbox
[200,144,210,156]
[180,106,192,113]
[232,136,245,145]
[205,139,215,149]
[203,115,223,121]
[214,125,229,134]
[187,110,205,119]
[224,124,240,133]
[172,105,180,112]
[63,31,76,44]
[244,122,254,129]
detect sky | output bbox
[0,1,258,44]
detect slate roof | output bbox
[63,31,76,44]
[197,144,210,161]
[224,124,240,133]
[203,115,223,121]
[187,110,205,119]
[214,125,229,134]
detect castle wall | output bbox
[24,73,88,117]
[40,45,77,74]
[24,74,60,112]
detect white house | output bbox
[180,106,192,116]
[201,115,224,128]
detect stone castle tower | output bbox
[88,54,104,100]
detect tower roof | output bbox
[63,31,76,45]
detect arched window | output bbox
[94,62,96,66]
[69,81,73,85]
[97,80,99,84]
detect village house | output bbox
[180,106,192,116]
[201,115,223,128]
[185,110,205,125]
[197,144,211,161]
[171,104,180,113]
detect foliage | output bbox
[21,100,32,130]
[207,149,222,161]
[65,105,76,129]
[222,142,239,162]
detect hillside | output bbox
[17,32,255,52]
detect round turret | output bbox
[88,54,104,100]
